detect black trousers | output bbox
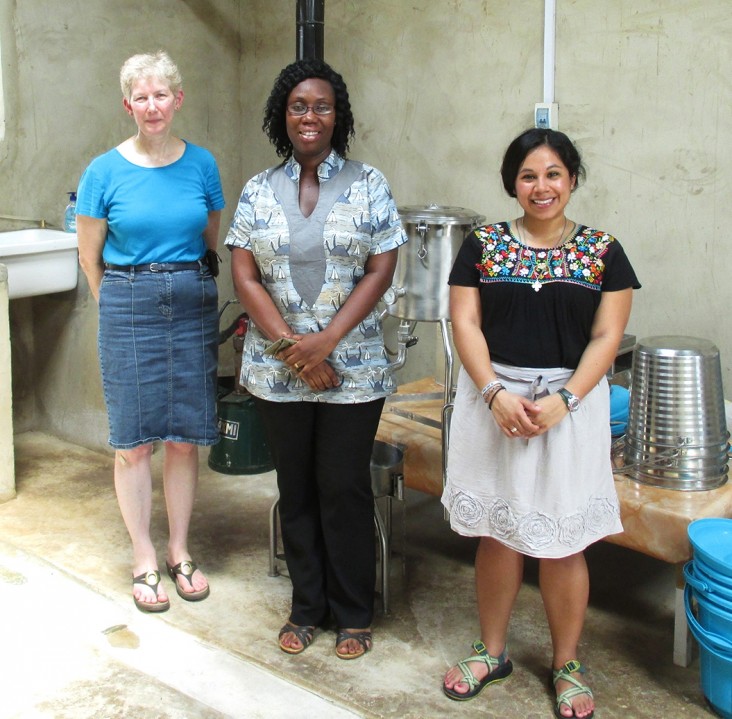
[254,397,385,628]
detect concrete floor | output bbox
[0,431,719,718]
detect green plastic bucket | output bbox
[208,391,274,475]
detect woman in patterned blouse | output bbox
[226,60,407,660]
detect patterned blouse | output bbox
[449,221,640,369]
[225,150,408,403]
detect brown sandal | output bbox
[132,570,170,613]
[165,560,210,602]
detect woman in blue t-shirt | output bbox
[76,51,224,613]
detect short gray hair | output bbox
[119,51,182,99]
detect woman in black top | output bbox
[441,129,640,719]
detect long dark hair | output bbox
[262,59,355,159]
[500,128,586,197]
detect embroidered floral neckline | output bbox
[474,222,612,291]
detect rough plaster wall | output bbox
[0,0,243,446]
[560,2,732,378]
[244,0,732,389]
[2,0,732,449]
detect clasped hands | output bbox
[276,332,341,392]
[490,390,569,439]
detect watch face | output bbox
[559,388,580,412]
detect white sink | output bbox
[0,229,79,299]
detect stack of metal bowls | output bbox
[624,335,729,490]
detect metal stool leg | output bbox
[374,499,390,614]
[268,495,280,577]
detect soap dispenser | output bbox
[64,191,77,233]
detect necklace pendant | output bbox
[532,280,542,292]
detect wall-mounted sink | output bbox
[0,229,79,299]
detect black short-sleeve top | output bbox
[448,222,641,369]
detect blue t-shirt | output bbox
[76,141,225,265]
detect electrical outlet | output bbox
[534,102,559,130]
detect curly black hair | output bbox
[500,128,586,197]
[262,59,355,159]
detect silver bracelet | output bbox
[480,380,503,398]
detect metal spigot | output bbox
[389,319,418,371]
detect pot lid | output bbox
[398,203,484,225]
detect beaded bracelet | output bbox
[480,380,503,398]
[488,386,506,410]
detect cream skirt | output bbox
[441,363,623,558]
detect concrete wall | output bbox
[0,0,244,448]
[0,265,15,500]
[1,0,731,452]
[240,0,732,387]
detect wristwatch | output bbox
[557,387,580,412]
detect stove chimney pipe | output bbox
[296,0,324,61]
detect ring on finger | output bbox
[294,363,301,370]
[510,427,518,433]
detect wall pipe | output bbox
[543,0,556,104]
[296,0,324,61]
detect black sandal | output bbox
[335,629,372,660]
[278,622,315,655]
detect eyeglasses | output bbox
[287,102,334,116]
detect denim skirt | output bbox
[98,267,219,449]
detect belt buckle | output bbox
[149,263,162,272]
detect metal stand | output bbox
[439,318,455,520]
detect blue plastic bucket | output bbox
[609,384,629,437]
[689,519,732,577]
[694,561,732,597]
[685,562,732,604]
[685,584,732,718]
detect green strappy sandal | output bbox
[552,660,594,719]
[443,640,513,701]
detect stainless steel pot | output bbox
[624,335,729,490]
[388,204,484,321]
